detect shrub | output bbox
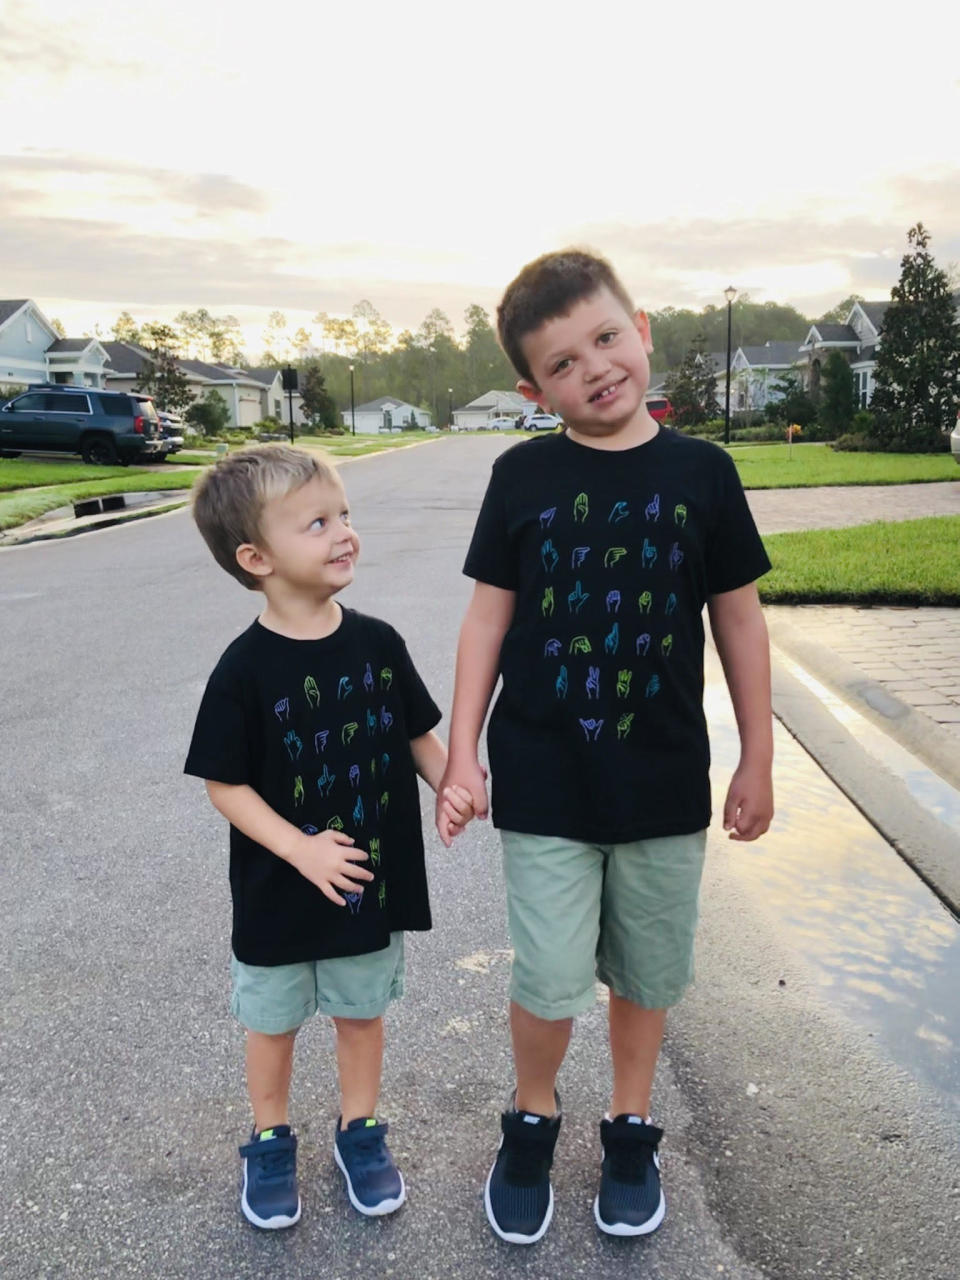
[832,432,883,452]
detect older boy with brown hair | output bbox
[185,445,471,1230]
[438,250,773,1243]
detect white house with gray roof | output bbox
[0,300,109,391]
[340,395,432,433]
[452,389,529,430]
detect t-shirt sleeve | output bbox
[183,663,254,785]
[393,632,442,739]
[462,462,519,590]
[704,449,772,595]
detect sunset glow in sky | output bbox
[2,0,958,349]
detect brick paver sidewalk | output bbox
[749,481,960,744]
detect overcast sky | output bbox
[2,0,959,350]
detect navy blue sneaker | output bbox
[238,1125,301,1229]
[334,1117,405,1216]
[484,1094,562,1245]
[594,1115,665,1236]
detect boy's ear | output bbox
[236,542,272,580]
[516,378,544,405]
[634,309,653,354]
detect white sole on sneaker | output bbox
[593,1187,665,1236]
[240,1160,302,1229]
[484,1159,554,1245]
[334,1142,406,1216]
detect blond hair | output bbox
[192,445,337,589]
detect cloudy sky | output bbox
[2,0,959,350]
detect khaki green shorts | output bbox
[501,830,707,1019]
[230,933,405,1034]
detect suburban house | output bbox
[0,300,109,391]
[798,301,890,409]
[453,389,529,430]
[729,341,805,411]
[101,342,274,428]
[340,396,432,433]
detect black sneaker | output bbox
[334,1117,406,1216]
[238,1125,301,1229]
[484,1094,562,1245]
[594,1115,665,1236]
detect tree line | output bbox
[94,224,960,449]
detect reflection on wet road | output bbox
[705,650,959,1102]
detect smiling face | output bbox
[240,472,360,599]
[517,286,657,444]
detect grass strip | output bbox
[0,461,155,491]
[0,472,197,531]
[729,443,957,489]
[759,516,960,605]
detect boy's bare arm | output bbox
[707,583,774,841]
[436,581,516,838]
[205,780,374,905]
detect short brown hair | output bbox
[191,445,337,590]
[497,249,635,384]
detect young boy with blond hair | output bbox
[185,445,471,1229]
[438,250,773,1243]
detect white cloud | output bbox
[1,0,958,336]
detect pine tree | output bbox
[819,351,855,435]
[663,335,719,426]
[870,223,960,451]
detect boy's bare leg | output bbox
[333,1015,383,1126]
[511,1001,571,1115]
[247,1029,297,1132]
[608,993,666,1117]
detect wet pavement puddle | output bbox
[704,655,959,1103]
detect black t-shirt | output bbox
[184,608,440,965]
[463,429,771,843]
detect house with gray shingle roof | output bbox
[101,343,274,428]
[729,340,803,411]
[341,394,432,433]
[800,300,894,407]
[0,300,109,390]
[453,389,529,430]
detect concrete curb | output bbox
[768,638,960,919]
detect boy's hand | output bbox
[722,761,774,842]
[438,784,475,844]
[288,828,374,905]
[436,759,488,847]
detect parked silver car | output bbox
[950,412,960,464]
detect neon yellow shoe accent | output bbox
[258,1129,275,1141]
[364,1118,377,1128]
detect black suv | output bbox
[0,384,171,465]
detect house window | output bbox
[26,319,33,343]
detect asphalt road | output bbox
[1,435,957,1280]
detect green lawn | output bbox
[0,472,197,531]
[729,442,957,489]
[0,460,156,491]
[759,516,960,605]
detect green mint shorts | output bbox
[230,932,405,1033]
[500,830,707,1019]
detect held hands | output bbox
[436,758,489,848]
[289,827,374,906]
[722,760,774,842]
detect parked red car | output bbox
[645,396,674,423]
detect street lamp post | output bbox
[447,386,453,430]
[348,364,356,436]
[723,286,737,446]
